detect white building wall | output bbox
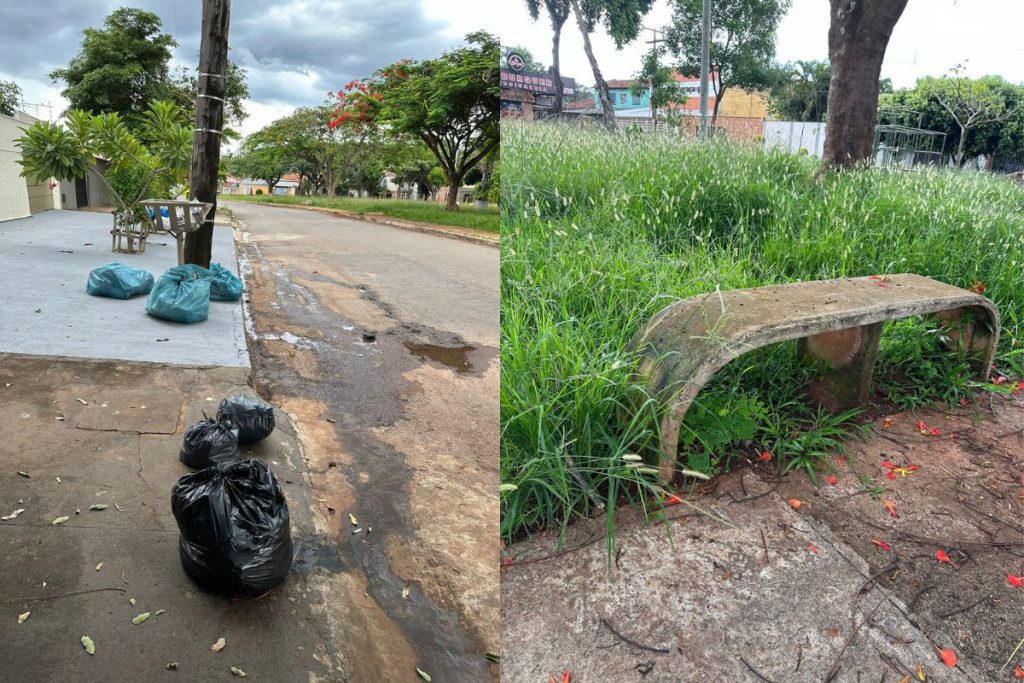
[0,113,32,222]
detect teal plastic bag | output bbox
[146,265,212,323]
[86,262,154,299]
[209,262,243,301]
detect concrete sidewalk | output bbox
[0,210,247,367]
[0,356,348,682]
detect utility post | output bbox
[184,0,231,267]
[698,0,710,139]
[643,26,662,130]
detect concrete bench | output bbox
[627,274,1000,482]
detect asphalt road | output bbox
[225,202,500,681]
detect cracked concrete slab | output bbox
[0,210,248,367]
[0,356,351,682]
[57,387,184,434]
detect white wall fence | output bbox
[763,120,827,158]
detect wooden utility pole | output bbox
[184,0,230,267]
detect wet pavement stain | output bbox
[237,238,493,680]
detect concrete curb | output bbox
[222,201,500,248]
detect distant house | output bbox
[221,173,300,196]
[596,73,768,119]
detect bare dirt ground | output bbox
[227,202,500,680]
[501,397,1024,682]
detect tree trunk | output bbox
[324,166,335,197]
[184,0,230,268]
[569,0,616,131]
[955,124,967,167]
[445,173,462,211]
[551,18,566,114]
[820,0,909,171]
[711,85,725,129]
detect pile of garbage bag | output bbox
[171,459,292,596]
[217,395,275,443]
[145,265,212,323]
[86,262,154,299]
[179,416,240,469]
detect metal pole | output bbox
[699,0,710,138]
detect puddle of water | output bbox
[403,341,476,374]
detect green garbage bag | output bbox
[86,262,154,299]
[145,265,212,323]
[209,262,243,301]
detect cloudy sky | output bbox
[500,0,1024,91]
[0,0,499,136]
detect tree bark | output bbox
[820,0,908,171]
[445,172,462,211]
[569,0,617,131]
[184,0,230,268]
[551,19,565,114]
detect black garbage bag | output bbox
[179,417,240,469]
[217,395,275,444]
[171,460,292,596]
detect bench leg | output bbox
[799,322,883,413]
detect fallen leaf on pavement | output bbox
[1,508,25,521]
[52,516,69,525]
[882,499,898,519]
[88,504,109,511]
[402,585,410,599]
[938,648,957,667]
[212,637,226,652]
[349,513,358,526]
[81,636,95,655]
[132,612,150,625]
[416,667,432,681]
[871,539,892,552]
[915,661,925,680]
[231,667,246,677]
[788,499,803,510]
[166,663,178,671]
[1008,574,1023,588]
[17,611,30,624]
[155,609,165,616]
[16,471,30,479]
[95,563,103,571]
[76,398,88,405]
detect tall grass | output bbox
[500,121,1024,542]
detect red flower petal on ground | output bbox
[871,539,892,552]
[757,451,772,462]
[664,494,683,507]
[938,648,957,667]
[1014,663,1024,679]
[917,420,928,433]
[994,376,1007,385]
[825,475,838,485]
[562,672,571,683]
[906,465,919,471]
[883,499,898,518]
[959,397,969,406]
[886,471,897,480]
[808,543,818,554]
[936,550,951,563]
[929,428,941,436]
[1008,574,1023,588]
[881,461,897,469]
[788,499,803,510]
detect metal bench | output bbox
[138,200,214,265]
[627,274,1000,482]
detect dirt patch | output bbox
[501,398,1024,681]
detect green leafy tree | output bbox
[332,32,499,210]
[768,60,831,122]
[233,130,291,193]
[0,80,22,117]
[630,48,687,127]
[569,0,656,130]
[16,100,191,215]
[50,8,177,122]
[885,73,1024,166]
[932,65,1022,166]
[664,0,790,127]
[525,0,571,112]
